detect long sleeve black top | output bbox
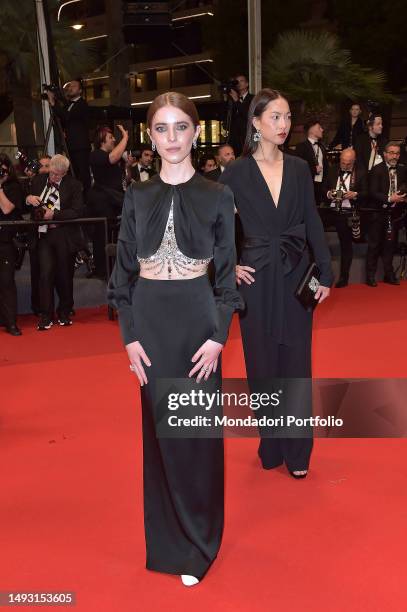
[107,172,244,346]
[220,154,333,344]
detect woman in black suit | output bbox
[220,89,333,478]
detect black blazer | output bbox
[354,133,386,172]
[0,179,24,243]
[107,173,244,346]
[295,139,329,183]
[205,167,222,182]
[330,117,364,149]
[53,98,90,152]
[28,173,85,251]
[369,161,407,209]
[228,93,254,155]
[130,164,157,183]
[324,164,368,206]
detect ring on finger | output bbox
[129,364,136,373]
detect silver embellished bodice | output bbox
[138,200,212,279]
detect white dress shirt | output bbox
[330,171,352,208]
[308,138,323,182]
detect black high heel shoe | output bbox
[289,470,308,479]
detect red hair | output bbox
[147,91,200,128]
[93,125,113,149]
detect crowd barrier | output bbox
[0,216,115,320]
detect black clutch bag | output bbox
[295,262,321,311]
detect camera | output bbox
[33,189,59,221]
[397,183,407,197]
[331,189,344,201]
[15,150,41,175]
[331,189,345,212]
[41,83,62,101]
[219,79,239,95]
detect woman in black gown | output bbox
[220,89,333,478]
[108,92,242,585]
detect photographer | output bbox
[366,142,407,286]
[325,148,368,287]
[0,154,24,336]
[26,154,84,330]
[87,124,128,279]
[226,74,253,157]
[26,155,52,315]
[46,79,91,190]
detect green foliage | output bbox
[201,0,313,83]
[201,0,248,80]
[0,0,96,94]
[48,1,96,83]
[0,2,38,86]
[328,0,407,92]
[263,30,394,115]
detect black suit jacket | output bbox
[53,98,90,152]
[130,164,157,183]
[324,164,368,206]
[28,173,85,251]
[0,180,24,243]
[295,139,329,184]
[205,167,222,182]
[368,161,407,209]
[354,133,386,172]
[228,93,254,156]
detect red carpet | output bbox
[1,283,406,611]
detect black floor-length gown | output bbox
[220,154,333,471]
[108,173,243,578]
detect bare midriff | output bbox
[138,201,212,280]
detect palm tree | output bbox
[0,0,95,153]
[0,3,39,153]
[263,30,394,124]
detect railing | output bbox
[0,217,115,319]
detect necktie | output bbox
[369,139,378,170]
[140,167,150,174]
[389,168,397,195]
[313,142,319,163]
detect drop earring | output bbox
[253,128,261,142]
[192,140,197,149]
[151,142,156,151]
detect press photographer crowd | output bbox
[1,75,407,337]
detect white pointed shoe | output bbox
[181,575,199,587]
